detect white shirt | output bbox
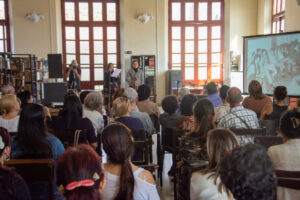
[215,103,230,123]
[82,107,104,136]
[190,172,231,200]
[268,139,300,200]
[0,115,19,132]
[102,166,160,200]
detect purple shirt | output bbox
[206,93,222,108]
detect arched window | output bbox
[0,0,11,53]
[62,0,120,89]
[169,0,224,87]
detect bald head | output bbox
[227,87,242,105]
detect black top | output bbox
[47,116,97,144]
[0,167,31,200]
[67,67,81,91]
[116,116,146,140]
[265,104,288,121]
[104,71,119,92]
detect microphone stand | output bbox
[108,70,112,113]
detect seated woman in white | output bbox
[268,109,300,200]
[101,123,160,200]
[0,94,20,132]
[190,128,239,200]
[83,91,104,136]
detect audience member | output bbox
[47,95,97,148]
[219,144,276,200]
[56,144,105,200]
[214,85,230,123]
[160,95,182,129]
[179,99,215,165]
[79,90,91,104]
[260,86,291,121]
[0,127,31,200]
[17,91,33,108]
[112,97,146,140]
[218,87,259,129]
[123,87,153,135]
[205,82,222,108]
[11,103,64,200]
[101,123,160,200]
[0,94,20,132]
[178,87,190,102]
[268,109,300,200]
[137,85,160,117]
[242,80,272,117]
[176,94,198,132]
[190,129,239,200]
[1,85,15,96]
[83,92,104,136]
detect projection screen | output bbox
[243,31,300,96]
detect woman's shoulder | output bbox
[136,169,156,185]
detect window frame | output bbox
[272,0,285,34]
[0,0,11,53]
[61,0,120,89]
[168,0,224,87]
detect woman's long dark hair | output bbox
[0,127,15,199]
[56,144,103,200]
[16,104,52,158]
[102,123,135,200]
[61,95,83,129]
[193,99,215,141]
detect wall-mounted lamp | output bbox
[137,13,153,24]
[25,12,44,23]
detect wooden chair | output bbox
[231,128,267,144]
[259,120,278,136]
[5,159,54,200]
[275,170,300,190]
[254,136,283,149]
[50,129,88,149]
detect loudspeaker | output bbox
[42,82,67,105]
[166,70,182,95]
[48,54,63,78]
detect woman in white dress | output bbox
[101,123,160,200]
[0,94,20,132]
[190,128,239,200]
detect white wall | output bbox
[285,0,300,31]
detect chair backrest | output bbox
[254,136,283,149]
[259,120,278,136]
[9,132,17,137]
[131,129,146,141]
[149,114,160,133]
[231,128,267,136]
[51,129,88,148]
[275,170,300,190]
[4,159,54,200]
[132,140,149,165]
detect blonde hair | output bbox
[201,128,239,196]
[0,94,19,115]
[112,97,130,117]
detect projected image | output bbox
[245,33,300,96]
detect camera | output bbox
[72,65,77,70]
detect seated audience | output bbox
[47,95,97,148]
[179,99,215,166]
[123,87,153,135]
[137,85,160,117]
[83,92,104,136]
[1,85,15,96]
[160,95,182,129]
[79,90,91,104]
[176,94,198,132]
[219,144,276,200]
[190,129,239,200]
[112,97,146,139]
[267,109,300,200]
[101,123,160,200]
[214,85,230,123]
[218,87,259,129]
[242,80,272,117]
[0,94,20,132]
[56,144,105,200]
[11,103,64,200]
[178,87,190,102]
[260,86,291,121]
[205,82,222,108]
[17,91,33,109]
[0,127,31,200]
